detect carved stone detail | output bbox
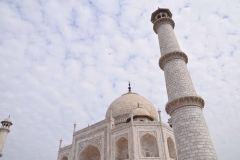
[78,135,102,154]
[61,153,69,159]
[139,131,157,138]
[115,117,128,125]
[165,132,174,141]
[115,133,128,142]
[73,126,107,160]
[165,96,205,115]
[134,121,159,125]
[159,51,188,70]
[153,17,175,34]
[112,123,131,133]
[59,144,72,152]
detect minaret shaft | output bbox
[157,23,181,56]
[164,58,197,101]
[151,8,217,160]
[0,129,9,156]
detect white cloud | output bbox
[0,0,239,160]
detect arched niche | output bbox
[115,137,129,160]
[79,145,100,160]
[167,137,177,160]
[61,156,68,160]
[140,133,159,157]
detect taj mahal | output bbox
[0,6,219,160]
[54,7,217,160]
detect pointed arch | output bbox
[140,133,159,157]
[167,137,177,160]
[115,137,129,160]
[61,156,68,160]
[79,144,100,160]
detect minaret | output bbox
[73,122,76,135]
[130,109,135,159]
[151,8,217,159]
[0,116,13,157]
[59,138,62,150]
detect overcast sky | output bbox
[0,0,239,160]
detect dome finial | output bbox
[128,82,131,92]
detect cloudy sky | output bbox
[0,0,239,159]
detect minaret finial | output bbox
[128,82,131,92]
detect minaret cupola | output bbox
[1,116,13,130]
[150,8,172,24]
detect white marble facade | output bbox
[57,91,177,160]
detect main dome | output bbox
[105,92,158,121]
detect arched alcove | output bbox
[167,137,177,160]
[61,156,68,160]
[115,137,129,160]
[140,133,159,157]
[79,145,100,160]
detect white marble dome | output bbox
[106,92,158,121]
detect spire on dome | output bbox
[128,82,131,92]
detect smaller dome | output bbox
[2,116,13,125]
[132,107,150,117]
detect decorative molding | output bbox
[115,133,128,142]
[114,117,128,125]
[73,126,108,160]
[139,131,157,139]
[165,96,205,115]
[153,17,175,34]
[59,145,72,152]
[74,120,107,136]
[165,132,174,141]
[159,51,188,70]
[78,135,102,154]
[0,128,10,133]
[134,121,159,125]
[111,123,131,133]
[121,92,138,96]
